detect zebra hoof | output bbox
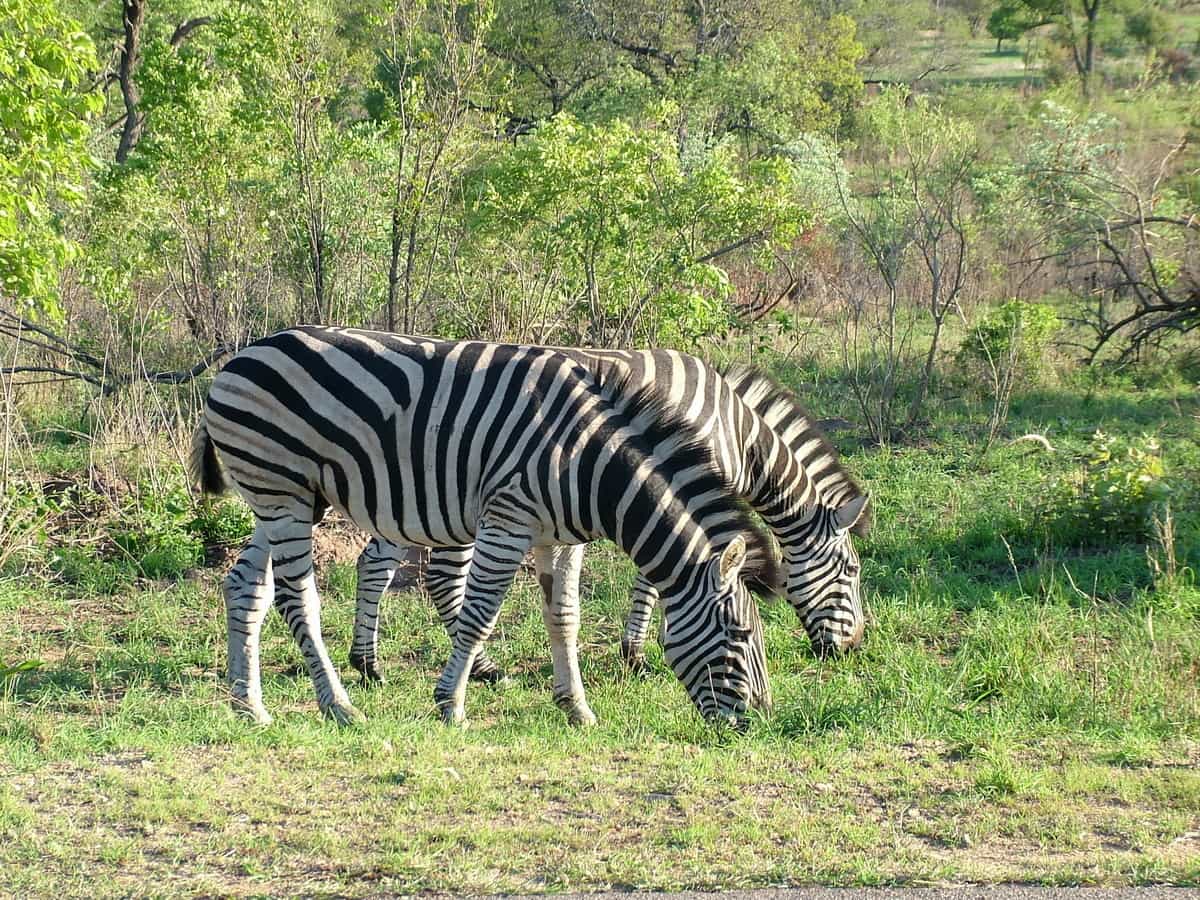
[568,706,598,727]
[231,697,273,726]
[620,640,652,677]
[555,694,598,727]
[439,705,468,728]
[348,650,385,685]
[324,701,367,727]
[468,659,507,684]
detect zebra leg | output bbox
[426,545,506,684]
[224,524,274,725]
[433,525,530,725]
[534,544,595,727]
[348,539,422,685]
[620,575,659,673]
[265,516,364,727]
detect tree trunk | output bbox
[116,0,146,164]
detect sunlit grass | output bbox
[1,368,1198,895]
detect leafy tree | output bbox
[0,0,101,318]
[988,3,1039,51]
[484,0,613,126]
[573,0,863,149]
[828,90,983,442]
[366,0,496,332]
[1015,103,1199,361]
[448,115,808,345]
[985,0,1117,94]
[1125,6,1171,52]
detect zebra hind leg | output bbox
[266,515,364,726]
[426,545,507,684]
[620,575,659,675]
[349,538,412,685]
[534,544,596,727]
[433,525,529,725]
[224,524,274,725]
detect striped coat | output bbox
[194,327,779,727]
[343,351,870,686]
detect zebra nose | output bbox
[813,637,841,659]
[847,618,865,649]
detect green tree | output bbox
[0,0,101,318]
[449,115,808,346]
[574,0,863,150]
[985,0,1113,94]
[829,90,982,442]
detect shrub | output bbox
[112,485,203,579]
[958,299,1059,448]
[189,498,255,545]
[1043,431,1171,546]
[959,299,1060,381]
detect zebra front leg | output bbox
[534,544,595,726]
[620,575,659,674]
[267,517,364,726]
[349,539,423,685]
[426,545,506,684]
[434,526,530,725]
[224,524,274,725]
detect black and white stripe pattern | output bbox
[193,327,779,727]
[344,351,870,683]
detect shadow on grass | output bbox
[1010,386,1198,432]
[2,655,216,705]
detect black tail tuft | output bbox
[190,417,229,496]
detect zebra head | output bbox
[784,493,870,658]
[661,535,773,729]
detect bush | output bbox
[189,498,255,545]
[1043,431,1171,546]
[112,485,203,579]
[959,299,1059,381]
[958,299,1060,448]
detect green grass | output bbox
[1,367,1199,896]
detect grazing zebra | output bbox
[343,351,871,686]
[192,326,780,728]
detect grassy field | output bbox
[1,361,1199,898]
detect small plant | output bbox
[0,658,42,682]
[112,485,203,580]
[1043,431,1170,546]
[189,498,255,545]
[958,299,1059,449]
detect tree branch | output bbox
[169,16,213,48]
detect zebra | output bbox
[192,326,781,728]
[342,351,871,686]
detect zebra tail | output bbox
[189,416,229,497]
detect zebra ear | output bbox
[710,535,748,591]
[832,493,870,535]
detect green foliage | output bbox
[111,486,203,579]
[959,299,1060,379]
[1125,7,1172,50]
[0,0,101,317]
[459,115,809,344]
[1044,431,1172,546]
[0,658,42,682]
[988,3,1041,46]
[188,498,255,545]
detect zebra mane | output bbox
[720,364,871,537]
[588,362,784,598]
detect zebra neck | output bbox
[584,466,731,599]
[738,409,820,531]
